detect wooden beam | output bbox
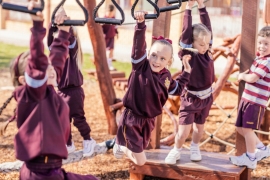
[83,0,117,135]
[236,0,259,168]
[264,0,270,25]
[0,7,7,29]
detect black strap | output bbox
[0,0,44,15]
[51,0,88,26]
[93,0,125,25]
[131,0,160,20]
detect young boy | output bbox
[230,26,270,170]
[102,4,118,70]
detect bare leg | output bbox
[175,124,192,148]
[121,146,146,166]
[192,123,204,144]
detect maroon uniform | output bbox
[48,25,91,145]
[178,7,215,125]
[14,21,97,180]
[116,21,190,153]
[102,16,118,50]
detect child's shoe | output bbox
[165,148,181,164]
[229,153,257,170]
[255,146,270,161]
[190,144,202,161]
[83,139,97,157]
[113,144,124,159]
[105,138,116,150]
[66,141,76,154]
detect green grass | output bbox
[0,42,179,77]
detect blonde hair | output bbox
[192,23,212,42]
[152,40,174,67]
[9,51,29,87]
[258,26,270,38]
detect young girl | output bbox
[113,11,192,166]
[47,7,96,156]
[12,1,97,179]
[102,4,119,70]
[230,26,270,169]
[165,0,214,164]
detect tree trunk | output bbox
[83,0,117,135]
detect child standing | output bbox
[229,26,270,169]
[47,7,96,156]
[12,1,97,179]
[113,11,191,166]
[165,0,214,164]
[102,4,119,70]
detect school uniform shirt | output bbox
[48,25,83,90]
[102,16,118,39]
[122,21,190,118]
[241,55,270,107]
[13,21,71,161]
[178,7,215,91]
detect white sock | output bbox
[246,152,256,160]
[191,141,199,147]
[256,142,266,150]
[107,58,112,67]
[173,146,182,152]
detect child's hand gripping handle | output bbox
[0,0,44,15]
[159,0,188,12]
[131,0,160,19]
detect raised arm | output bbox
[47,23,58,48]
[168,71,190,95]
[68,27,78,58]
[131,11,147,69]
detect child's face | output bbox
[148,43,172,73]
[257,36,270,57]
[46,62,57,86]
[192,33,211,54]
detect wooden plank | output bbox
[147,115,162,149]
[264,0,270,25]
[236,0,259,160]
[128,148,246,180]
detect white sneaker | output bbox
[190,145,202,161]
[113,144,124,159]
[83,139,96,157]
[165,149,181,164]
[256,146,270,161]
[229,153,257,170]
[66,141,76,154]
[109,66,115,71]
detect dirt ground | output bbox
[0,69,269,180]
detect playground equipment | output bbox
[158,0,188,12]
[51,0,88,26]
[0,0,44,14]
[131,0,160,20]
[93,0,125,25]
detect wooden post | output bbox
[83,0,118,135]
[236,0,259,165]
[0,7,6,29]
[44,0,51,31]
[258,0,270,141]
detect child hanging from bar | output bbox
[12,1,98,179]
[102,4,119,70]
[47,6,96,156]
[229,26,270,170]
[113,11,192,166]
[165,0,215,164]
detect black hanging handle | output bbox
[51,0,88,26]
[93,0,125,25]
[131,0,160,20]
[158,0,181,12]
[0,0,44,15]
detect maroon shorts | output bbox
[179,90,213,125]
[105,37,114,50]
[116,108,155,153]
[235,99,265,130]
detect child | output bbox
[47,7,96,156]
[102,4,118,70]
[113,10,192,166]
[165,0,214,164]
[229,26,270,170]
[12,1,98,179]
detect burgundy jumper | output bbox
[116,21,190,153]
[14,21,97,180]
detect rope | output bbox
[0,143,107,172]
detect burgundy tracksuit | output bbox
[178,7,215,125]
[102,16,118,50]
[116,21,190,153]
[48,25,91,145]
[14,21,97,180]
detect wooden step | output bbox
[128,147,249,180]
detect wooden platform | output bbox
[129,147,249,180]
[87,69,125,79]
